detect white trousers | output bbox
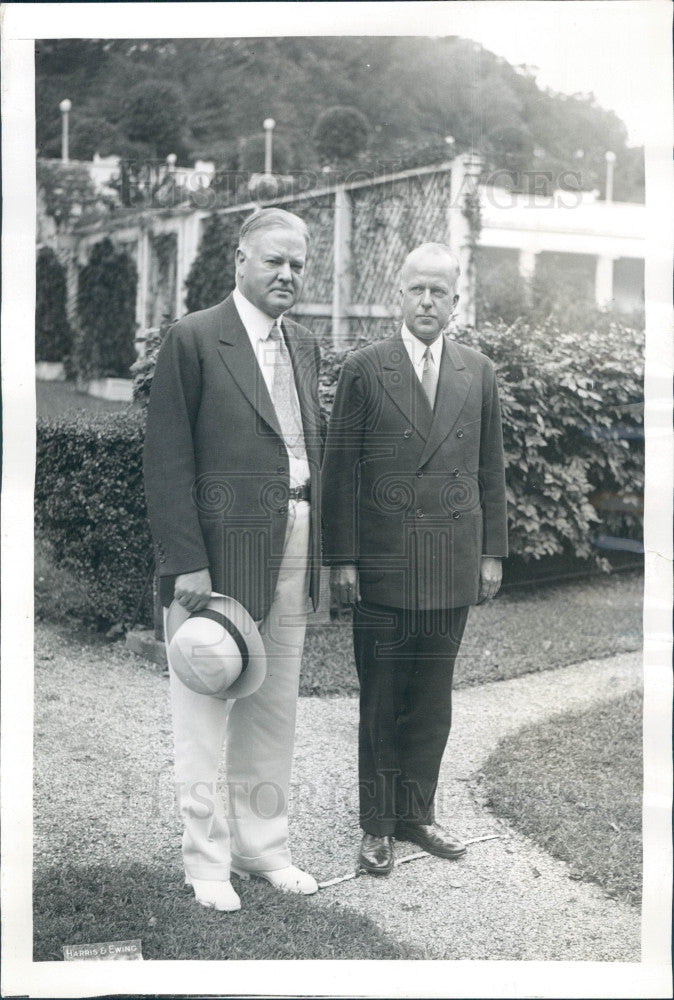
[166,500,310,881]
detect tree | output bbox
[313,106,370,165]
[36,159,101,228]
[120,79,190,160]
[36,248,72,362]
[68,115,123,160]
[184,213,241,314]
[76,238,137,378]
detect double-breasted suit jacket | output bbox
[322,331,508,609]
[143,293,323,620]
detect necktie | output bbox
[421,346,438,408]
[269,323,305,458]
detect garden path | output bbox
[34,625,642,962]
[289,652,642,961]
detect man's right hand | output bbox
[329,564,361,616]
[174,568,212,613]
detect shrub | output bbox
[36,247,72,362]
[455,318,643,562]
[184,213,241,314]
[75,238,138,379]
[35,410,153,629]
[313,106,370,165]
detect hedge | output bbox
[35,410,154,629]
[37,317,643,629]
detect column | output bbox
[332,186,352,349]
[137,223,151,330]
[177,211,204,317]
[518,248,540,306]
[448,153,484,327]
[595,255,615,307]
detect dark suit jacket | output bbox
[321,332,508,609]
[143,293,323,620]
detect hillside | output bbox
[36,36,644,201]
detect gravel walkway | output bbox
[289,652,642,961]
[34,625,641,961]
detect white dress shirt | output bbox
[401,324,444,383]
[233,286,310,489]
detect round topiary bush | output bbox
[313,106,370,165]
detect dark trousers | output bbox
[353,601,469,836]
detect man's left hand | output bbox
[478,556,502,604]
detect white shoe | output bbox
[184,875,241,911]
[230,864,318,895]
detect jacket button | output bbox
[277,466,285,474]
[279,506,287,515]
[456,429,464,439]
[453,468,460,476]
[416,508,424,518]
[403,429,412,438]
[453,511,461,519]
[416,471,423,478]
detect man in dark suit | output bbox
[322,243,507,875]
[144,208,323,910]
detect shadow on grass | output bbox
[34,862,419,961]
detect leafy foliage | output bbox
[455,318,644,562]
[35,37,644,201]
[184,213,242,314]
[36,159,102,227]
[35,410,154,629]
[314,106,370,165]
[120,79,190,160]
[75,238,138,379]
[36,247,72,362]
[131,317,175,408]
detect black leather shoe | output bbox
[359,833,394,875]
[396,821,466,859]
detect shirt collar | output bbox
[233,286,282,341]
[401,324,444,369]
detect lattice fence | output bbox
[351,170,452,308]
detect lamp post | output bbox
[605,150,616,203]
[263,118,275,175]
[59,98,72,163]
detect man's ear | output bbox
[235,247,245,271]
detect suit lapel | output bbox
[215,294,282,439]
[418,335,472,468]
[375,333,433,440]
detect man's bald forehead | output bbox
[401,243,460,283]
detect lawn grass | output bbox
[33,862,420,961]
[301,570,642,695]
[478,689,643,905]
[36,378,134,418]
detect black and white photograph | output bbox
[2,2,672,998]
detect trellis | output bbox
[65,155,482,350]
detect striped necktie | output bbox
[421,346,438,408]
[269,322,305,457]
